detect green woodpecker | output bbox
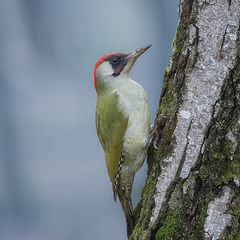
[94,45,151,237]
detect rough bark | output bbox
[131,0,240,239]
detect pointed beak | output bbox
[126,45,152,60]
[123,44,152,74]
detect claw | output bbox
[153,141,159,150]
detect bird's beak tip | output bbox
[126,44,152,59]
[144,44,152,51]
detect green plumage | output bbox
[95,90,135,236]
[95,91,128,182]
[94,46,151,238]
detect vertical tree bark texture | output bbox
[131,0,240,239]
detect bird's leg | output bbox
[149,114,167,149]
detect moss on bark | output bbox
[131,1,197,239]
[131,1,240,239]
[155,210,181,240]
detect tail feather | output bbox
[125,197,134,238]
[118,187,135,238]
[113,165,135,238]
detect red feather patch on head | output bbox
[93,52,121,89]
[114,65,122,75]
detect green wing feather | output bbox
[95,91,128,182]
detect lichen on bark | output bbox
[130,0,240,239]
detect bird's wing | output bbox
[95,91,128,183]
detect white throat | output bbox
[95,61,128,91]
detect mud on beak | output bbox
[123,45,152,74]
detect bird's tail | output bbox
[117,184,135,238]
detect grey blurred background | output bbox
[0,1,178,239]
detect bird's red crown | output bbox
[93,52,121,89]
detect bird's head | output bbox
[93,45,151,91]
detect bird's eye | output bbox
[111,56,119,64]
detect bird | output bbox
[94,45,151,238]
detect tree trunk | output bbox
[131,0,240,239]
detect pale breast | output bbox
[116,79,151,167]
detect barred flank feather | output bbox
[112,153,124,201]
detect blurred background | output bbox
[0,1,178,239]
